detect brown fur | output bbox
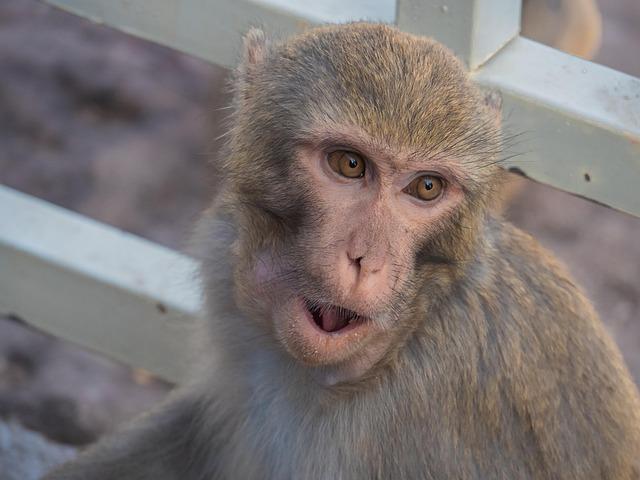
[46,23,640,480]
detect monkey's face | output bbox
[266,132,471,382]
[237,125,496,384]
[228,24,503,384]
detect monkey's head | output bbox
[220,23,504,384]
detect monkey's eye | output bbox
[404,175,444,201]
[327,150,366,179]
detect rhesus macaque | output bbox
[46,23,640,479]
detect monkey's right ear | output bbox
[483,90,503,126]
[240,28,268,71]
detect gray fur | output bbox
[45,24,640,480]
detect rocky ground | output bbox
[0,0,639,477]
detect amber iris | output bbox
[405,175,444,201]
[328,150,366,178]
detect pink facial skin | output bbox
[246,125,467,385]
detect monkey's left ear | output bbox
[483,90,503,126]
[240,27,268,71]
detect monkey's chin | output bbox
[274,297,385,383]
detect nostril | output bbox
[348,254,363,268]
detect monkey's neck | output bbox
[192,223,519,480]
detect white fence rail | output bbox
[0,186,199,382]
[1,0,638,380]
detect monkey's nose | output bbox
[346,251,383,278]
[349,254,363,269]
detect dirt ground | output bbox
[0,0,638,471]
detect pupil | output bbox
[424,178,433,190]
[348,157,358,169]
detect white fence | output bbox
[1,0,638,382]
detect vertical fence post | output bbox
[396,0,521,69]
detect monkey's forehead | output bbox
[275,23,470,96]
[243,24,491,157]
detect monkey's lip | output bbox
[302,298,367,334]
[279,297,378,369]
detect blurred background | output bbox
[0,0,638,476]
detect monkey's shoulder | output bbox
[424,218,640,474]
[455,218,639,399]
[484,218,595,320]
[44,392,219,480]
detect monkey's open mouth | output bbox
[282,297,378,370]
[303,299,366,333]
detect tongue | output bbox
[322,309,348,332]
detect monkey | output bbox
[45,23,640,480]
